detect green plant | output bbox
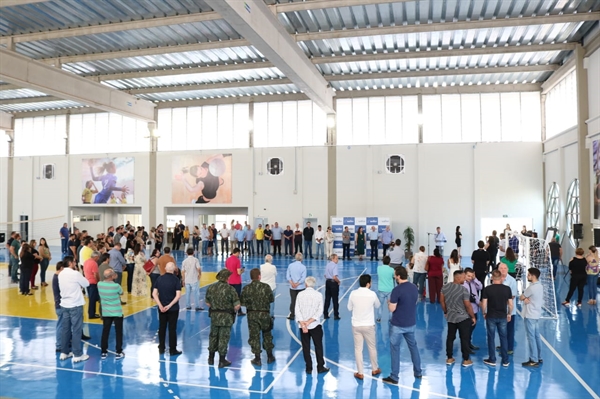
[403,226,415,253]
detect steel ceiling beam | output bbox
[0,95,62,105]
[205,0,334,113]
[274,0,413,13]
[295,12,600,41]
[0,84,21,91]
[0,110,13,130]
[125,78,294,95]
[336,83,542,98]
[312,42,577,64]
[0,49,155,121]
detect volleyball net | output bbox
[0,216,67,248]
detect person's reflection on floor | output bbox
[525,368,543,399]
[302,372,313,399]
[159,359,180,399]
[459,367,479,399]
[208,367,231,399]
[445,368,457,398]
[425,303,444,360]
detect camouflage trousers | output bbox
[247,313,274,354]
[208,325,233,356]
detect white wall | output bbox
[0,157,8,227]
[337,142,543,255]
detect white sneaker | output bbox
[59,352,73,360]
[73,354,89,363]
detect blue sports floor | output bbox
[0,247,599,399]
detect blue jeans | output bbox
[185,283,200,308]
[61,306,84,356]
[551,257,560,279]
[213,238,218,255]
[588,274,599,300]
[61,238,68,254]
[193,237,200,251]
[413,272,427,298]
[377,291,391,320]
[507,315,515,351]
[10,256,19,282]
[486,317,508,364]
[202,240,208,255]
[524,318,542,362]
[304,240,313,258]
[390,324,422,380]
[55,306,64,350]
[315,242,324,258]
[257,240,264,255]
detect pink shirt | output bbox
[83,258,99,284]
[226,255,242,285]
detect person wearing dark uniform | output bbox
[240,268,276,366]
[192,163,220,203]
[205,269,241,368]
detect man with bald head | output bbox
[98,268,125,360]
[153,262,182,356]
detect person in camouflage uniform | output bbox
[205,268,240,368]
[240,268,276,366]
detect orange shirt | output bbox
[158,254,176,275]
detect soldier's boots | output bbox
[267,351,276,364]
[208,352,215,366]
[251,354,262,366]
[219,355,232,368]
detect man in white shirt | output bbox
[260,254,278,317]
[119,231,128,250]
[498,233,506,260]
[220,223,230,255]
[368,226,380,261]
[411,246,428,300]
[58,256,90,363]
[295,276,329,374]
[347,274,381,380]
[200,224,210,256]
[182,247,203,311]
[314,225,325,260]
[434,227,447,257]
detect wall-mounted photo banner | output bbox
[172,154,232,204]
[593,140,600,220]
[82,157,135,204]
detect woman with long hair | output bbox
[19,243,34,295]
[148,248,161,298]
[155,224,164,252]
[500,247,518,278]
[455,226,462,258]
[447,249,462,282]
[28,239,42,290]
[131,243,148,297]
[426,248,444,303]
[585,246,599,305]
[355,227,366,260]
[563,248,588,307]
[38,238,51,287]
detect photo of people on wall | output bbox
[172,154,232,204]
[81,157,134,204]
[594,140,600,220]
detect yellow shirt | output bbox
[82,188,93,203]
[120,197,127,204]
[109,198,117,204]
[81,246,93,263]
[183,230,190,239]
[255,228,264,240]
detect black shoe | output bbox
[159,349,165,355]
[170,350,182,356]
[334,316,341,320]
[522,360,539,368]
[251,355,262,366]
[219,358,232,368]
[89,315,101,319]
[81,334,91,340]
[323,315,330,319]
[267,352,276,364]
[538,359,543,364]
[469,344,480,350]
[382,376,398,385]
[196,307,204,311]
[287,315,295,320]
[208,352,215,365]
[317,367,330,374]
[306,369,313,374]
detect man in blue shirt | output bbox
[244,225,255,257]
[368,226,380,261]
[381,226,394,257]
[323,254,341,320]
[271,222,284,256]
[60,223,70,255]
[434,227,447,257]
[109,243,127,304]
[383,266,422,384]
[286,252,307,320]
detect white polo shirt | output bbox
[58,267,90,308]
[314,230,325,243]
[260,262,277,291]
[347,287,380,327]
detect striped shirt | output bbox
[295,287,323,330]
[98,281,123,317]
[441,283,470,324]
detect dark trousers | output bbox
[475,270,487,298]
[289,288,304,317]
[158,310,179,352]
[428,275,443,303]
[370,240,379,260]
[61,238,68,254]
[324,280,340,318]
[125,264,134,293]
[294,239,302,254]
[342,243,350,260]
[566,274,587,303]
[101,316,123,353]
[150,273,159,298]
[221,238,229,254]
[301,324,324,371]
[87,284,99,318]
[507,314,515,351]
[19,267,32,294]
[213,239,218,255]
[257,240,264,255]
[446,318,472,361]
[273,240,282,255]
[284,239,293,255]
[173,236,181,250]
[382,243,390,257]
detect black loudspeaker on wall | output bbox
[573,223,583,240]
[0,233,5,244]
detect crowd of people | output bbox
[4,220,598,380]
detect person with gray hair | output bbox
[260,254,277,317]
[83,250,102,319]
[295,276,329,374]
[153,261,182,356]
[286,252,307,320]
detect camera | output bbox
[469,293,477,303]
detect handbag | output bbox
[143,258,155,274]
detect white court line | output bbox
[515,309,600,399]
[82,340,281,374]
[3,361,263,393]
